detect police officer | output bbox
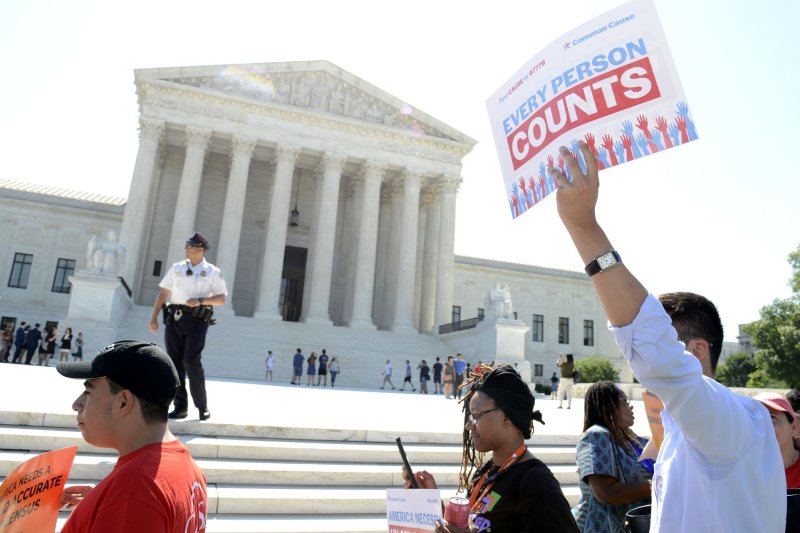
[149,232,227,420]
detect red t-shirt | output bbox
[787,457,800,489]
[61,440,207,532]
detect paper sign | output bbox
[386,488,442,533]
[0,446,78,532]
[486,0,697,219]
[642,389,665,451]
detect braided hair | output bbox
[457,364,544,493]
[583,381,638,453]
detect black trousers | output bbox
[165,316,209,411]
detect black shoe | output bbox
[199,408,211,421]
[168,410,188,419]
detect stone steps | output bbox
[0,363,592,533]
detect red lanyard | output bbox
[468,443,527,513]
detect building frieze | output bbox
[138,82,469,166]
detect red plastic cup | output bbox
[444,496,470,528]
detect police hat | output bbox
[185,232,210,250]
[57,340,179,409]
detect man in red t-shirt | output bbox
[754,392,800,489]
[57,340,207,532]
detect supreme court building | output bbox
[0,61,625,385]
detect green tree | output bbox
[574,356,619,383]
[715,352,757,387]
[744,245,800,388]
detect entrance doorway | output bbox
[280,246,307,322]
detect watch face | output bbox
[597,253,618,270]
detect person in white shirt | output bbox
[549,141,785,532]
[149,232,228,421]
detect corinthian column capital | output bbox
[275,144,301,165]
[185,126,212,149]
[230,135,257,158]
[138,118,165,143]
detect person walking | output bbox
[11,322,27,363]
[60,327,73,362]
[556,354,575,409]
[306,352,317,386]
[329,356,341,387]
[291,348,304,385]
[550,372,559,400]
[380,360,395,390]
[418,360,430,394]
[0,323,12,362]
[265,350,273,382]
[149,232,227,421]
[453,353,467,400]
[400,360,416,392]
[73,332,85,361]
[432,357,443,394]
[443,355,455,399]
[317,349,329,386]
[25,323,41,365]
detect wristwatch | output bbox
[585,251,621,277]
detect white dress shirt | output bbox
[611,294,785,532]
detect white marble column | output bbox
[254,144,300,319]
[215,135,256,314]
[119,118,165,288]
[381,180,404,328]
[419,187,440,333]
[301,152,345,324]
[434,175,461,331]
[348,160,385,328]
[391,169,422,332]
[166,126,212,263]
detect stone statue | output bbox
[86,230,126,275]
[488,282,514,320]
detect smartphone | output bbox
[396,437,419,488]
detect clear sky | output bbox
[1,0,797,343]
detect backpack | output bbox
[572,370,581,383]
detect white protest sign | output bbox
[386,488,442,533]
[486,0,697,219]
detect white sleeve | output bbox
[611,294,761,466]
[159,264,175,290]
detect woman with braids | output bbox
[403,365,578,532]
[571,381,652,532]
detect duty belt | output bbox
[163,303,215,324]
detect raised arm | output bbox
[548,141,647,327]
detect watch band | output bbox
[585,250,621,277]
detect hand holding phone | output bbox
[396,437,418,488]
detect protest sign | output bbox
[386,488,442,533]
[486,0,697,219]
[0,446,78,532]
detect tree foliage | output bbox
[744,245,800,388]
[575,356,619,383]
[715,352,757,387]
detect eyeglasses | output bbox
[466,407,499,426]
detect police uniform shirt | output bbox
[159,259,228,305]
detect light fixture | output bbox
[289,172,300,227]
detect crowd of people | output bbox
[0,320,84,366]
[284,348,341,387]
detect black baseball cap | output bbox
[185,232,210,250]
[57,340,179,408]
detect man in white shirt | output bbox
[149,232,228,421]
[549,141,785,532]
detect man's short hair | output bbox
[107,378,168,423]
[659,292,724,372]
[786,389,800,414]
